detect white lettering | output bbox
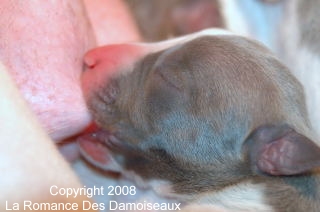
[49,185,104,198]
[23,201,79,210]
[5,201,19,210]
[50,185,58,196]
[108,200,181,211]
[23,201,32,210]
[175,203,181,210]
[110,201,118,210]
[83,200,91,210]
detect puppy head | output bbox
[79,30,320,197]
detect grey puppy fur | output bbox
[79,32,320,212]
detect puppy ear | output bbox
[244,125,320,176]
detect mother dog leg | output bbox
[0,64,96,211]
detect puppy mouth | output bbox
[77,123,124,173]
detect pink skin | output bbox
[0,65,97,211]
[83,44,148,96]
[80,44,148,168]
[0,0,181,209]
[0,0,140,160]
[83,0,141,45]
[0,1,229,208]
[0,1,95,141]
[0,0,170,208]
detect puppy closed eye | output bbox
[152,67,185,92]
[145,66,189,115]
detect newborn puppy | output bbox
[79,30,320,211]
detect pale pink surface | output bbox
[0,0,140,142]
[0,0,165,209]
[0,1,94,141]
[83,0,141,45]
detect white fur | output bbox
[220,0,251,37]
[279,0,320,140]
[284,47,320,141]
[220,0,284,51]
[132,28,233,54]
[196,182,274,212]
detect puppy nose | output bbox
[84,44,149,72]
[84,44,132,74]
[82,44,147,99]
